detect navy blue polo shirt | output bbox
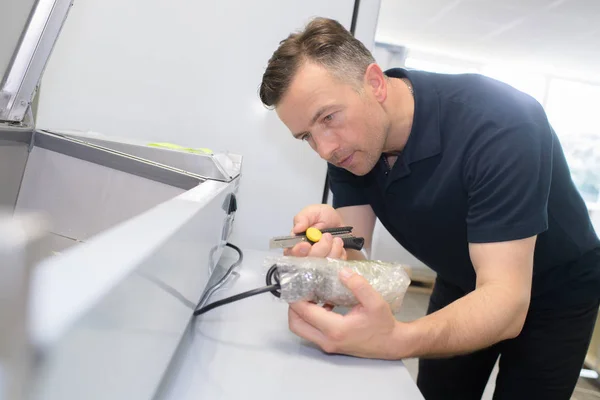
[328,68,600,305]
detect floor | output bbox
[396,291,600,400]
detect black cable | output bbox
[193,244,282,316]
[194,242,244,313]
[206,242,244,296]
[193,281,279,316]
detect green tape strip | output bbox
[147,142,212,154]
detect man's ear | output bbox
[364,63,387,103]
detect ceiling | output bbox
[375,0,600,79]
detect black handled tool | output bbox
[269,226,364,251]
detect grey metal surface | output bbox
[0,211,48,400]
[15,145,188,242]
[0,0,37,87]
[34,131,204,190]
[49,130,242,182]
[29,179,238,400]
[0,0,35,82]
[154,249,425,400]
[0,126,33,143]
[0,139,29,210]
[0,0,73,123]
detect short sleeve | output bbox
[327,163,369,209]
[464,122,553,243]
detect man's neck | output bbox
[381,76,414,155]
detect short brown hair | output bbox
[259,17,375,108]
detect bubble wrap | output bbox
[264,256,411,313]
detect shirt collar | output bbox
[383,68,442,178]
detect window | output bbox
[545,79,600,204]
[481,66,548,106]
[385,44,600,207]
[404,57,479,75]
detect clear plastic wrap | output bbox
[264,256,411,313]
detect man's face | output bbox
[276,62,388,176]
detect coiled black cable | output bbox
[197,242,244,307]
[193,243,281,316]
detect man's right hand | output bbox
[284,204,347,259]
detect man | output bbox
[259,17,600,400]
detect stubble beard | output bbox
[350,125,387,176]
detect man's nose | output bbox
[315,135,339,162]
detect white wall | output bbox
[36,0,383,251]
[353,0,381,52]
[371,43,409,71]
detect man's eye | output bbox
[323,113,334,122]
[302,133,311,141]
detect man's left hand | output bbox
[288,268,403,359]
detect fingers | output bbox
[309,233,334,257]
[292,214,310,235]
[291,204,342,235]
[307,234,346,259]
[286,203,346,258]
[292,209,327,234]
[329,236,346,259]
[286,242,311,257]
[339,269,386,312]
[285,235,346,259]
[289,307,327,347]
[289,301,343,337]
[291,220,327,235]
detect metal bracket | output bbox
[0,90,12,121]
[0,0,73,125]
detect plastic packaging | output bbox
[264,256,411,313]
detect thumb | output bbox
[339,268,383,311]
[292,215,310,234]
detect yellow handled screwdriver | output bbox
[269,226,365,251]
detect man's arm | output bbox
[287,235,536,360]
[288,121,549,360]
[393,120,549,357]
[395,236,535,358]
[337,205,376,260]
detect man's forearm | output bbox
[394,284,530,359]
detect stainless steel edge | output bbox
[213,152,243,181]
[0,128,32,211]
[0,0,73,124]
[0,141,30,212]
[40,130,227,182]
[45,130,242,182]
[0,126,33,143]
[33,131,203,190]
[211,153,233,181]
[29,179,239,400]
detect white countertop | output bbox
[154,248,424,400]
